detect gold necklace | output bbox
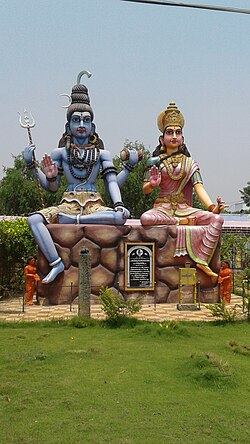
[163,153,185,181]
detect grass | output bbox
[0,319,249,443]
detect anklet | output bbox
[49,257,62,267]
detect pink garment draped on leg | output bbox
[140,156,224,267]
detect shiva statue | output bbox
[24,72,140,284]
[140,102,224,278]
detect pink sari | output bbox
[141,157,223,267]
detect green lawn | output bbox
[0,320,249,444]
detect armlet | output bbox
[101,166,117,178]
[191,170,203,185]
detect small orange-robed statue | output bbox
[218,260,232,304]
[24,256,40,305]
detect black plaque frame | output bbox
[125,242,155,291]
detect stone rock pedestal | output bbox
[37,220,220,305]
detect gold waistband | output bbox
[155,193,187,205]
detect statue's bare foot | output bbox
[42,261,65,284]
[196,263,218,278]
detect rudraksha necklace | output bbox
[66,144,100,181]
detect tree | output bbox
[95,141,158,218]
[0,154,67,215]
[240,181,250,207]
[221,233,249,269]
[0,218,36,294]
[192,192,206,210]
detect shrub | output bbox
[0,218,36,296]
[205,302,239,322]
[99,286,142,325]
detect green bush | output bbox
[205,302,239,322]
[0,218,36,296]
[99,286,142,325]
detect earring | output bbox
[66,135,71,149]
[89,134,97,144]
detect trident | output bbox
[19,109,44,208]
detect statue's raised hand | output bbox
[24,143,36,164]
[42,154,58,179]
[149,165,161,188]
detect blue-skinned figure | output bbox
[24,72,139,284]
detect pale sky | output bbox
[0,0,249,209]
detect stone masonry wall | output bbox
[37,220,220,305]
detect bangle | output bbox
[208,204,216,212]
[47,176,57,182]
[26,161,35,170]
[114,201,124,208]
[49,257,62,267]
[124,163,134,172]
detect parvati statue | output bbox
[140,102,224,278]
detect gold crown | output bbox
[157,102,185,133]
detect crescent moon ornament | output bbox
[60,71,92,108]
[60,93,72,109]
